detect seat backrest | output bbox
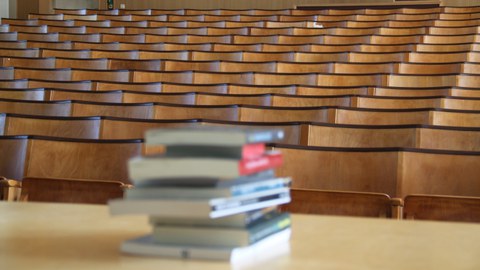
[281,188,394,218]
[0,135,28,180]
[21,177,126,204]
[404,195,480,222]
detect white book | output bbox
[109,188,290,219]
[120,228,291,264]
[145,126,285,147]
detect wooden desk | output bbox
[1,201,480,269]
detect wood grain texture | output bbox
[404,195,480,222]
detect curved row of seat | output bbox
[2,113,480,151]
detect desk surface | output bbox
[1,201,480,270]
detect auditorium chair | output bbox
[18,32,59,42]
[278,35,323,44]
[5,114,101,139]
[29,13,64,20]
[119,42,165,50]
[165,82,228,94]
[27,41,73,50]
[310,44,359,53]
[96,81,162,92]
[1,18,38,26]
[58,33,101,42]
[122,9,152,16]
[317,73,385,87]
[29,79,93,90]
[2,57,55,69]
[71,100,153,119]
[48,89,123,103]
[360,43,416,53]
[148,21,187,28]
[335,107,430,125]
[398,62,461,74]
[228,84,295,95]
[213,43,261,52]
[110,59,161,71]
[277,62,331,73]
[372,86,450,97]
[0,48,39,58]
[434,19,479,27]
[195,92,270,106]
[97,14,132,22]
[164,59,219,72]
[349,51,407,62]
[239,105,329,122]
[450,87,480,98]
[21,177,127,204]
[123,91,195,104]
[254,72,316,86]
[0,98,71,116]
[333,62,396,74]
[188,21,226,28]
[262,43,309,52]
[9,25,47,34]
[146,34,187,43]
[0,88,44,101]
[220,61,275,73]
[91,49,139,59]
[356,96,440,109]
[86,26,125,35]
[207,27,249,36]
[296,86,368,96]
[64,14,98,21]
[403,195,480,222]
[154,103,238,121]
[387,19,434,28]
[133,70,193,84]
[387,74,456,88]
[0,32,18,41]
[57,58,108,70]
[100,118,199,139]
[23,137,142,183]
[0,135,28,180]
[48,25,86,34]
[0,40,27,49]
[73,19,111,27]
[37,19,74,27]
[167,27,207,35]
[225,21,265,28]
[41,48,91,58]
[281,188,399,218]
[151,9,184,15]
[331,27,378,36]
[251,27,293,36]
[430,110,480,128]
[272,94,351,107]
[131,15,167,22]
[14,68,72,81]
[102,33,146,43]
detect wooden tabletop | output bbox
[1,201,480,269]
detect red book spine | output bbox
[241,143,266,160]
[238,151,283,176]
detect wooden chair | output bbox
[96,81,162,93]
[306,123,416,148]
[427,26,477,35]
[317,74,386,87]
[125,26,167,35]
[54,8,87,15]
[56,58,108,70]
[28,79,93,91]
[164,60,220,72]
[27,41,73,50]
[398,150,480,198]
[122,91,195,105]
[403,195,480,222]
[21,177,126,204]
[207,27,249,36]
[71,101,154,119]
[164,43,212,52]
[193,71,254,85]
[100,118,199,140]
[349,52,407,62]
[254,72,316,86]
[272,144,399,196]
[18,32,59,42]
[372,86,450,97]
[239,105,329,122]
[23,137,142,183]
[73,20,111,27]
[154,103,239,121]
[85,26,125,34]
[0,32,18,41]
[398,62,461,75]
[356,96,441,109]
[9,25,47,34]
[212,43,261,52]
[187,21,225,28]
[0,48,40,58]
[335,108,431,125]
[91,50,139,60]
[1,18,38,26]
[101,33,145,43]
[0,135,28,180]
[408,52,467,63]
[0,40,27,49]
[195,93,271,106]
[48,25,86,34]
[297,86,368,96]
[0,99,72,116]
[243,51,295,62]
[430,110,480,128]
[167,27,207,35]
[41,49,91,59]
[139,50,189,61]
[5,114,101,139]
[219,61,275,73]
[119,42,164,51]
[276,62,331,74]
[0,88,45,101]
[48,89,122,103]
[0,67,14,80]
[360,44,416,53]
[163,82,227,94]
[58,33,101,42]
[310,44,359,53]
[417,126,480,152]
[262,43,309,52]
[29,13,64,20]
[133,70,194,84]
[251,27,293,36]
[228,84,296,95]
[334,62,396,74]
[387,74,456,88]
[271,94,351,107]
[14,68,72,81]
[295,52,348,62]
[145,34,187,43]
[281,188,397,218]
[109,59,161,71]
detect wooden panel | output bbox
[154,104,238,121]
[56,58,108,70]
[399,151,480,197]
[28,80,93,91]
[133,71,193,84]
[193,71,253,84]
[123,92,195,105]
[307,125,416,148]
[100,118,199,139]
[272,95,351,107]
[255,73,316,86]
[281,189,393,218]
[163,83,227,94]
[0,100,71,117]
[48,89,123,103]
[418,128,480,151]
[22,177,125,204]
[431,111,480,128]
[0,88,45,101]
[274,146,399,196]
[6,115,100,139]
[96,82,162,93]
[228,85,296,95]
[71,69,130,82]
[24,138,142,183]
[72,102,153,119]
[240,106,328,122]
[356,97,440,109]
[195,93,271,106]
[0,136,28,180]
[335,109,430,125]
[404,195,480,222]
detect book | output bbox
[165,143,266,159]
[109,188,290,219]
[120,228,291,263]
[145,126,285,147]
[152,212,291,247]
[132,169,276,188]
[128,151,283,182]
[149,207,279,228]
[125,177,291,199]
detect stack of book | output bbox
[109,127,291,263]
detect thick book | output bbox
[149,207,279,228]
[145,126,285,147]
[152,212,291,247]
[109,188,290,219]
[125,177,291,199]
[165,143,266,159]
[128,151,283,182]
[120,228,291,263]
